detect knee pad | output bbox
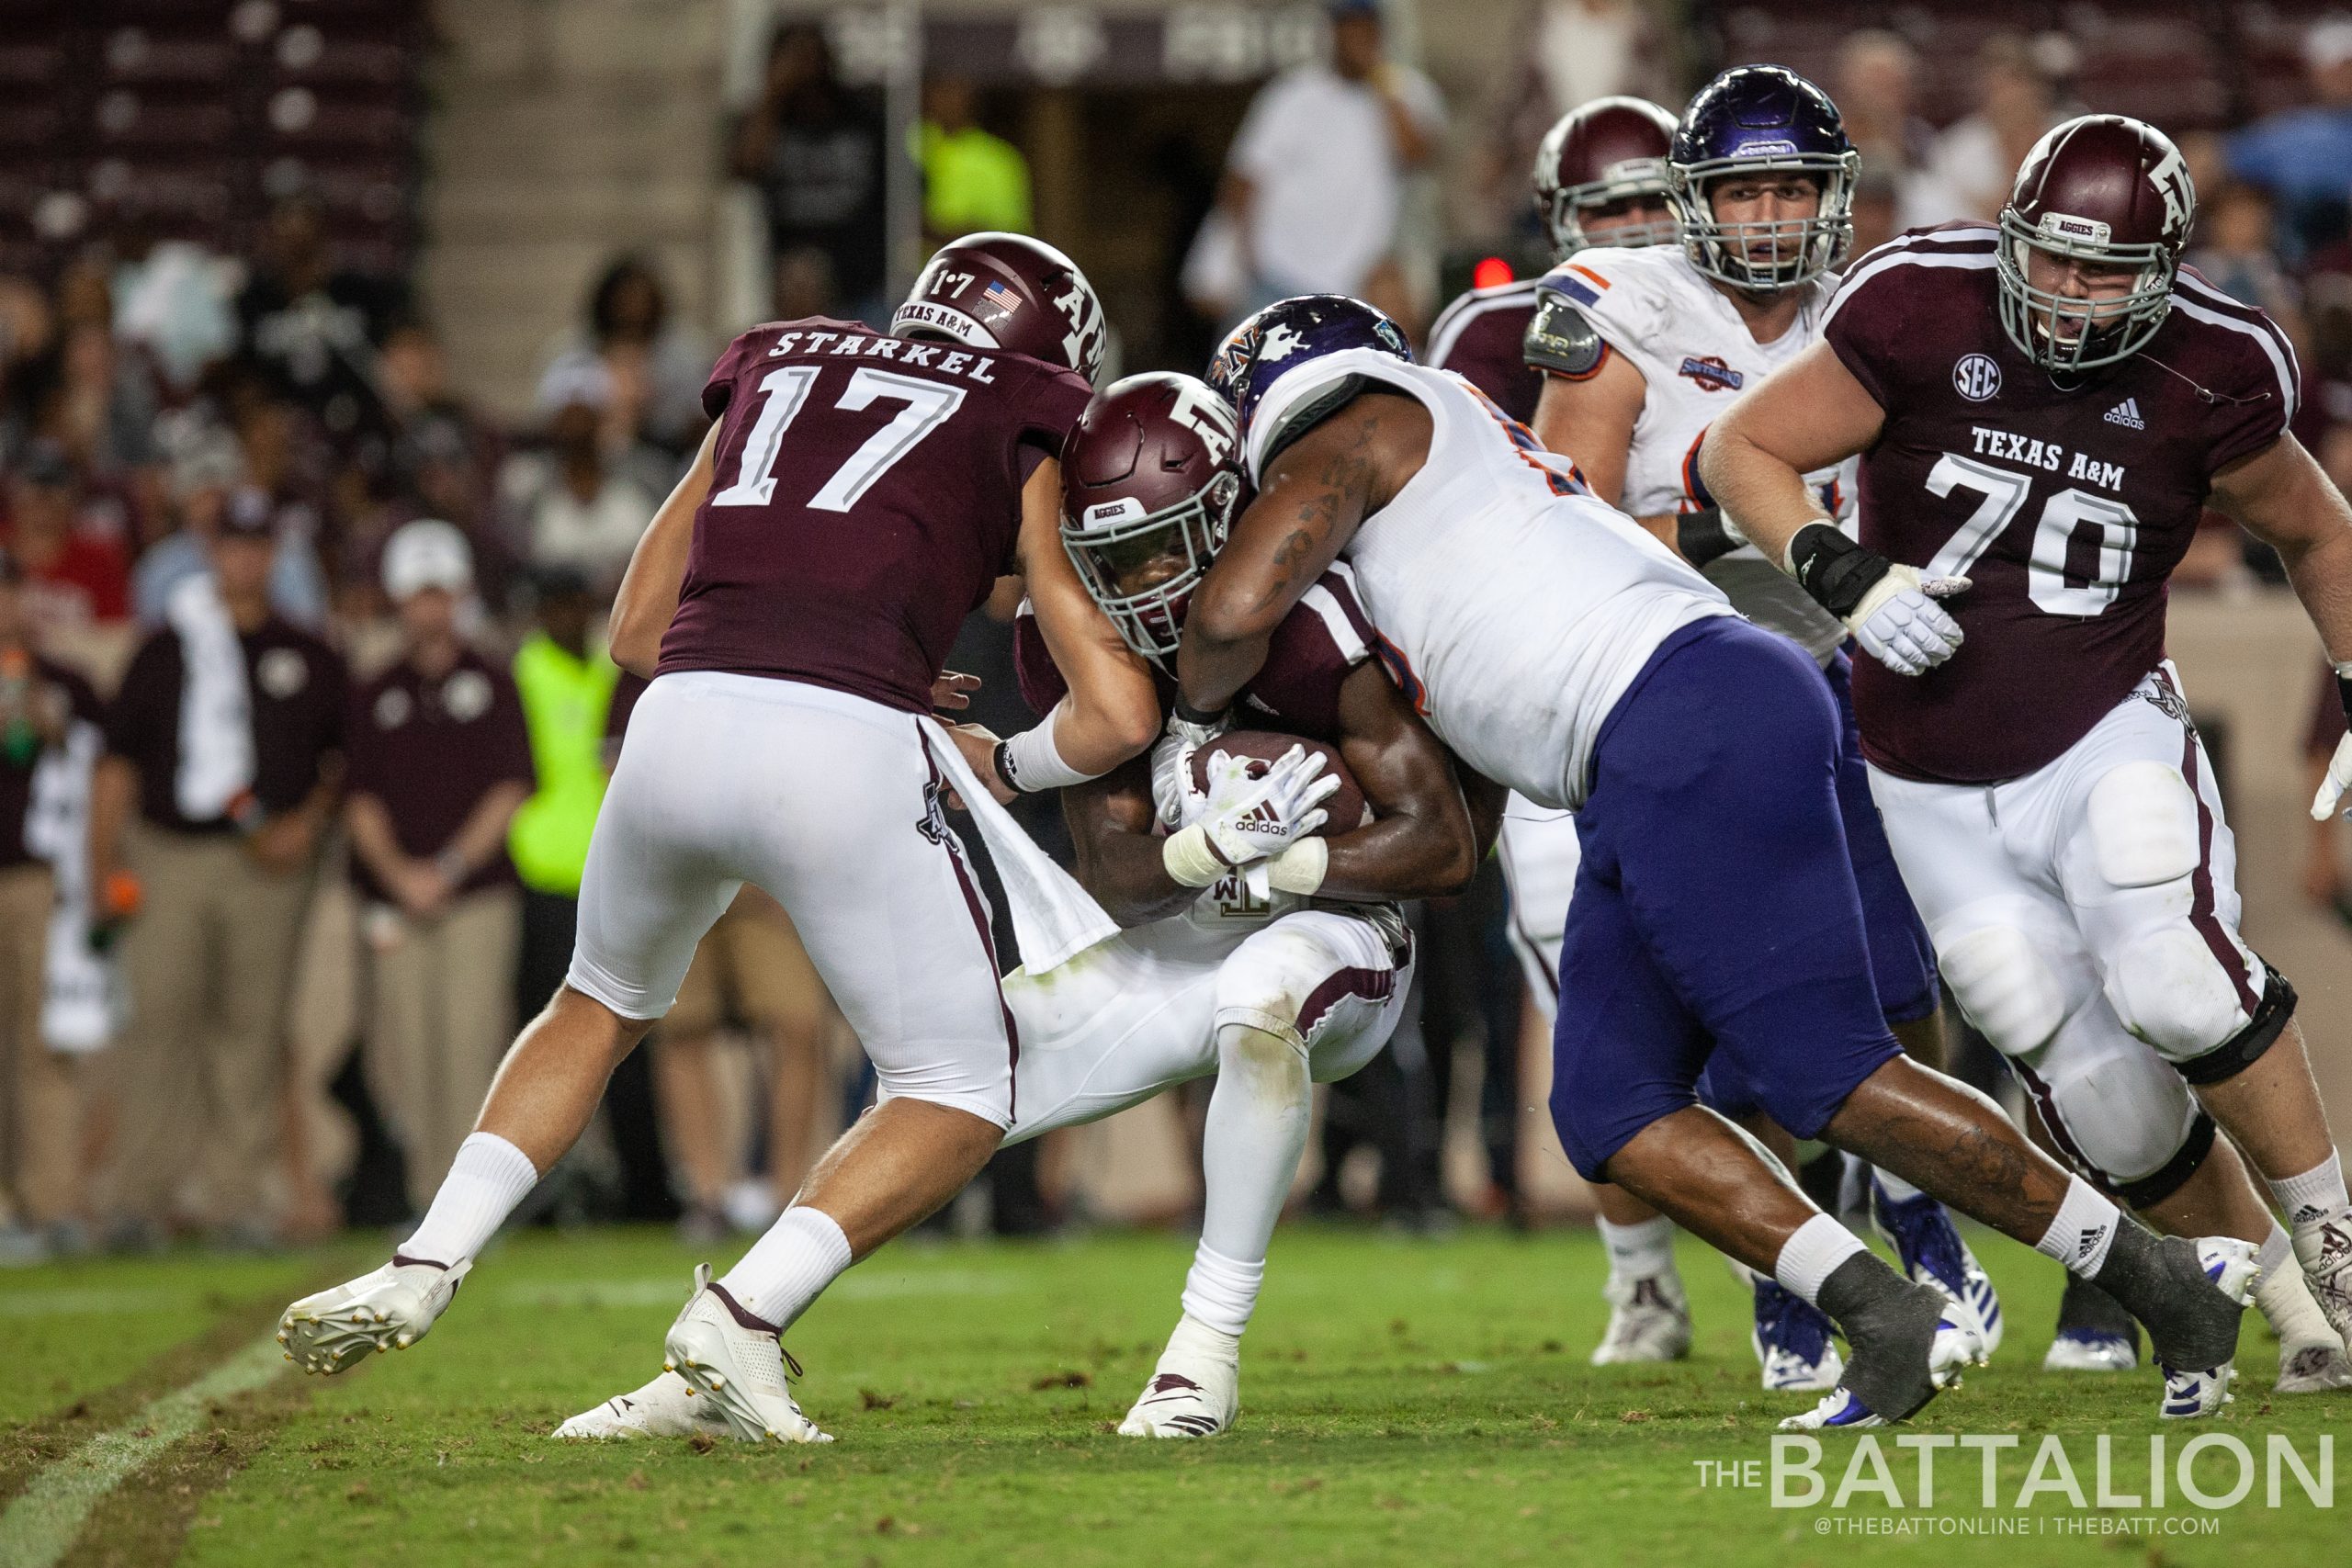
[1936,921,2066,1055]
[1213,924,1338,1048]
[2105,929,2261,1061]
[2175,964,2297,1087]
[2086,761,2200,890]
[2034,1035,2209,1202]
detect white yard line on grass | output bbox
[0,1334,285,1568]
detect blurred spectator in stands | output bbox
[133,482,328,634]
[2229,19,2352,264]
[1909,33,2065,225]
[0,546,106,1262]
[88,498,346,1249]
[1850,165,1903,260]
[507,567,618,1027]
[234,195,410,438]
[1222,0,1443,324]
[503,363,661,595]
[2188,181,2309,357]
[774,245,842,323]
[110,220,236,397]
[0,442,130,634]
[1838,30,1932,196]
[1476,0,1665,242]
[352,321,507,602]
[920,75,1034,242]
[730,21,888,324]
[0,276,56,446]
[2307,653,2350,918]
[538,256,707,458]
[345,521,532,1218]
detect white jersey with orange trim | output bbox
[1538,244,1851,660]
[1243,348,1732,809]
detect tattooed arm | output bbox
[1177,391,1432,716]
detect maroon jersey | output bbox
[1823,225,2298,784]
[1427,280,1546,424]
[658,317,1095,713]
[1014,567,1377,743]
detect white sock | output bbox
[1773,1213,1867,1306]
[1179,1245,1264,1339]
[2252,1222,2335,1347]
[2271,1152,2349,1229]
[1164,1311,1241,1365]
[400,1132,538,1268]
[717,1205,853,1331]
[1197,1021,1312,1269]
[2034,1176,2121,1278]
[1597,1213,1677,1283]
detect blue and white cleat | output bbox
[1780,1303,1982,1431]
[1753,1280,1845,1393]
[2157,1238,2261,1420]
[1872,1179,2003,1359]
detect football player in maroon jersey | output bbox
[1704,114,2352,1367]
[544,374,1492,1443]
[1425,96,1679,426]
[280,234,1168,1443]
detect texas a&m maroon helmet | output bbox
[1531,96,1679,258]
[1997,114,2196,372]
[1058,372,1244,664]
[893,231,1109,383]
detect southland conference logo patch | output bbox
[1953,353,2003,402]
[1679,355,1744,392]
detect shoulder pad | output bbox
[1522,290,1607,380]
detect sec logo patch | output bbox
[1952,353,2002,402]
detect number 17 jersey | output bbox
[658,317,1095,713]
[1822,225,2298,784]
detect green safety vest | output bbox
[507,633,620,896]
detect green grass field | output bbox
[0,1221,2344,1567]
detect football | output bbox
[1189,730,1372,833]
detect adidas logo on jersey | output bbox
[2104,397,2145,430]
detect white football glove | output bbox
[1150,706,1229,830]
[1162,745,1340,888]
[1846,567,1971,678]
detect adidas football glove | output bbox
[1161,745,1340,889]
[1785,522,1971,678]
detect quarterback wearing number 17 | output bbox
[1701,113,2352,1353]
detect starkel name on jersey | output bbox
[764,319,1012,384]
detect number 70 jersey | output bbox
[658,316,1095,714]
[1822,225,2299,785]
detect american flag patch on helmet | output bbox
[982,279,1023,315]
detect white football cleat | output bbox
[2275,1339,2352,1394]
[1778,1388,1883,1431]
[2292,1211,2352,1347]
[662,1264,831,1444]
[1590,1272,1692,1365]
[277,1256,471,1375]
[555,1370,737,1440]
[2044,1330,2139,1372]
[2158,1238,2260,1420]
[1119,1315,1239,1438]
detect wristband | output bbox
[1783,522,1891,617]
[1172,695,1227,732]
[1161,822,1238,888]
[1266,837,1329,896]
[1675,507,1743,570]
[999,720,1093,794]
